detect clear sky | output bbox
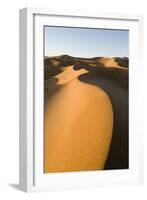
[44,26,129,58]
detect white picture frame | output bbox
[19,7,144,192]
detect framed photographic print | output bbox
[19,7,144,192]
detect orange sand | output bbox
[44,66,113,173]
[99,57,128,70]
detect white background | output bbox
[0,0,146,199]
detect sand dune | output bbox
[98,57,128,70]
[78,73,128,169]
[44,55,129,172]
[44,66,113,173]
[55,66,88,85]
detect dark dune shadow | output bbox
[74,62,128,87]
[44,65,63,80]
[44,77,58,96]
[44,55,76,80]
[77,68,129,170]
[114,57,129,68]
[44,77,62,109]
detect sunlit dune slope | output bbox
[44,55,128,83]
[44,65,113,173]
[44,55,129,172]
[98,57,128,69]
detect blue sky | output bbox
[45,26,129,58]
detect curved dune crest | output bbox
[44,66,113,173]
[99,57,118,67]
[99,57,128,70]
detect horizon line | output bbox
[44,54,129,59]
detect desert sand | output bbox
[44,55,128,172]
[98,57,127,69]
[44,66,113,172]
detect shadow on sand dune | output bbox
[115,57,129,68]
[44,77,63,109]
[76,66,129,169]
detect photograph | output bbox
[44,26,129,173]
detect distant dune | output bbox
[44,55,129,172]
[98,57,128,69]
